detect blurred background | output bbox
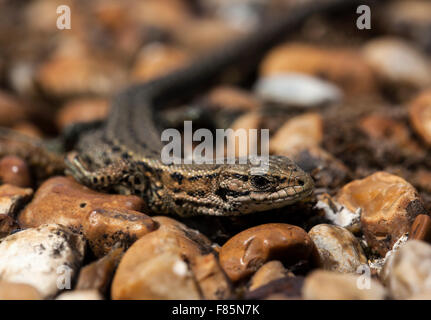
[0,0,431,215]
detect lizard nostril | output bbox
[297,179,305,186]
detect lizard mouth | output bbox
[249,185,313,204]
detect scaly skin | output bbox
[65,0,366,216]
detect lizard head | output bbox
[216,155,314,215]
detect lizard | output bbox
[2,0,367,217]
[64,0,370,217]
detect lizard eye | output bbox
[251,175,271,189]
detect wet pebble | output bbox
[308,224,367,273]
[219,223,320,283]
[76,245,124,295]
[249,260,289,291]
[0,224,85,298]
[18,177,156,257]
[0,156,32,188]
[335,172,425,256]
[112,216,231,300]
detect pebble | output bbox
[173,18,243,53]
[286,146,350,190]
[56,289,103,300]
[0,184,33,217]
[18,177,156,257]
[219,223,320,283]
[409,214,431,243]
[359,114,420,154]
[0,224,85,298]
[56,98,109,131]
[260,43,376,95]
[255,73,342,107]
[131,43,190,82]
[315,193,361,233]
[132,0,191,32]
[383,240,431,299]
[362,37,431,89]
[36,39,126,97]
[0,214,19,239]
[227,112,262,158]
[335,172,425,256]
[249,261,289,291]
[112,216,231,300]
[302,270,387,300]
[245,275,304,300]
[0,281,42,300]
[409,90,431,145]
[12,122,43,138]
[0,90,27,127]
[270,113,323,154]
[76,245,124,295]
[206,86,260,112]
[0,156,32,188]
[308,224,367,273]
[381,0,431,50]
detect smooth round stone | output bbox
[335,171,425,256]
[309,224,367,273]
[255,73,342,107]
[219,223,320,282]
[0,224,85,298]
[302,270,387,300]
[383,240,431,299]
[362,37,431,89]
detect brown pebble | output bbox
[206,86,260,112]
[245,275,304,300]
[249,261,288,291]
[131,43,190,82]
[112,217,230,300]
[260,43,376,95]
[82,208,157,257]
[0,91,27,127]
[409,89,431,145]
[0,281,42,300]
[284,145,350,189]
[409,214,431,243]
[12,122,43,138]
[302,270,386,300]
[18,176,154,256]
[76,245,124,295]
[56,98,109,130]
[336,172,425,256]
[219,223,320,283]
[0,214,20,238]
[0,184,33,217]
[0,156,32,188]
[270,113,323,154]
